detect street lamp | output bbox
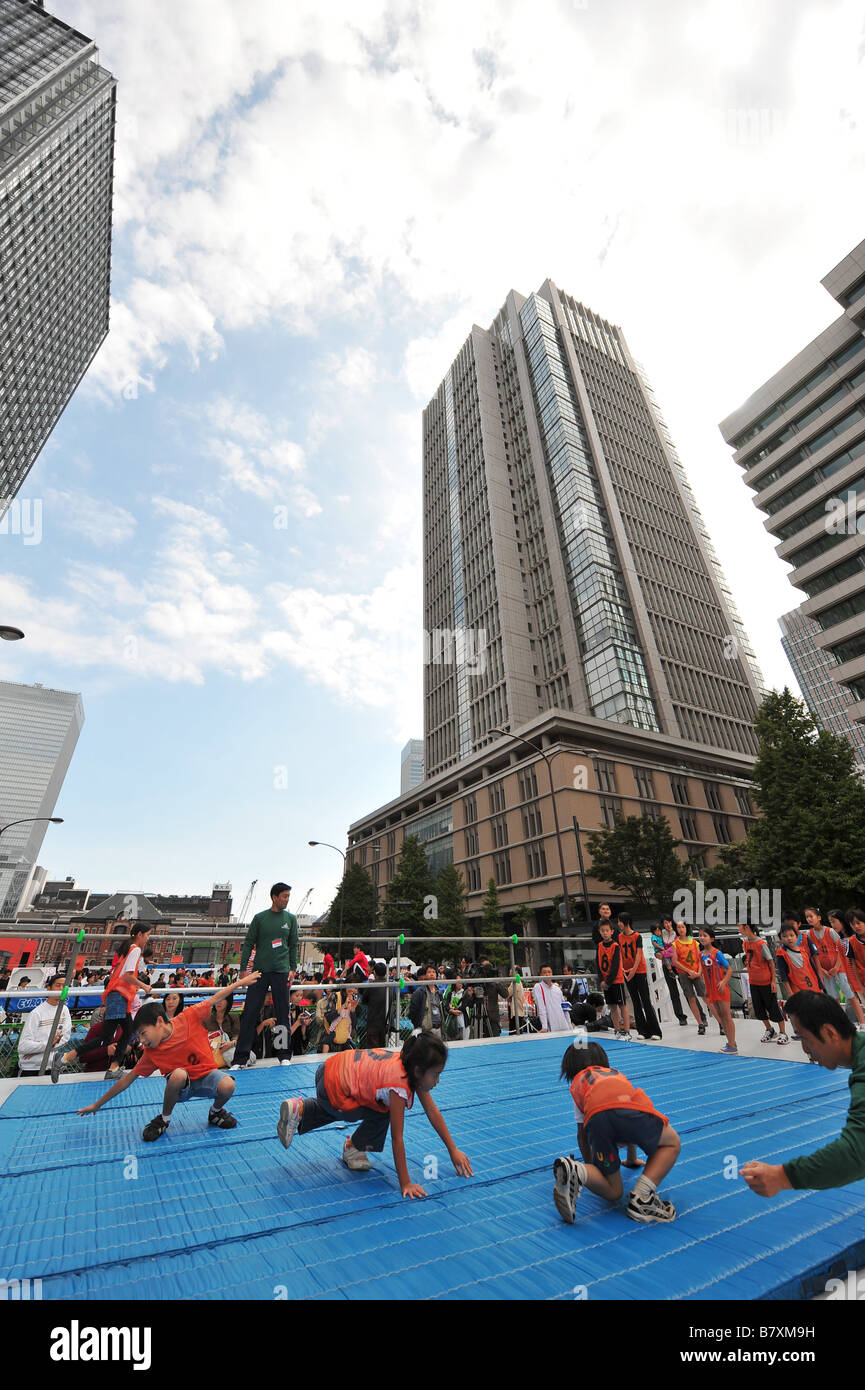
[490,727,575,947]
[0,626,24,641]
[309,840,346,956]
[0,817,64,836]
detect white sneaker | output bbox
[342,1140,371,1171]
[277,1097,303,1149]
[777,1034,790,1045]
[279,1059,292,1067]
[760,1029,776,1043]
[553,1155,583,1224]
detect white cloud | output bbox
[44,488,138,546]
[197,398,321,515]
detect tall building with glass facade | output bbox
[779,608,865,766]
[0,0,116,510]
[0,680,84,919]
[720,238,865,725]
[400,739,424,794]
[423,280,765,779]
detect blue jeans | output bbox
[175,1070,226,1103]
[297,1062,391,1152]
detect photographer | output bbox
[476,955,508,1038]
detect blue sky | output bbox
[2,0,864,917]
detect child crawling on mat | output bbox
[76,971,261,1141]
[277,1029,473,1198]
[553,1037,681,1225]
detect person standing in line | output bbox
[698,927,738,1054]
[672,919,708,1033]
[597,919,630,1039]
[738,921,788,1045]
[231,882,298,1070]
[803,906,865,1027]
[618,914,662,1040]
[651,917,688,1026]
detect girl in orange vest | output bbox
[276,1030,473,1198]
[829,909,865,1014]
[698,927,738,1054]
[553,1039,681,1225]
[738,922,788,1045]
[803,906,865,1025]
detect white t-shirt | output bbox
[374,1086,412,1108]
[122,946,142,978]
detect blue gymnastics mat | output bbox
[1,1037,862,1301]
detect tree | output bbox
[585,813,691,917]
[315,862,377,962]
[743,688,865,906]
[431,863,469,965]
[701,841,749,894]
[480,878,507,969]
[381,835,436,964]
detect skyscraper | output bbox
[400,738,424,794]
[0,0,116,510]
[720,238,865,725]
[779,608,865,766]
[423,280,765,779]
[0,680,84,918]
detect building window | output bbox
[712,814,732,845]
[493,851,512,886]
[671,775,691,806]
[492,815,509,848]
[465,860,482,892]
[517,765,539,800]
[687,849,707,874]
[463,794,477,824]
[633,767,655,800]
[594,758,618,793]
[599,796,623,829]
[359,844,367,866]
[465,826,479,856]
[640,802,662,820]
[678,808,698,840]
[525,840,548,878]
[522,801,543,838]
[387,831,396,854]
[489,781,507,814]
[703,781,723,812]
[734,786,754,816]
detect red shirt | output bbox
[132,1000,217,1080]
[346,951,370,980]
[322,953,336,982]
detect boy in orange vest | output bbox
[738,921,788,1045]
[597,919,631,1038]
[553,1038,681,1224]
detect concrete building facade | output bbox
[779,607,865,766]
[720,239,865,723]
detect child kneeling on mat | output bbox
[553,1038,681,1225]
[277,1029,473,1198]
[77,971,261,1141]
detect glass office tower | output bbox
[0,0,116,510]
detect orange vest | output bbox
[847,935,865,990]
[598,939,623,985]
[700,946,730,1001]
[324,1049,415,1114]
[742,938,772,987]
[102,953,138,1006]
[674,936,700,973]
[776,945,820,994]
[619,932,647,975]
[808,927,840,973]
[569,1066,667,1126]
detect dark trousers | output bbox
[76,1013,134,1064]
[627,974,662,1038]
[298,1062,391,1152]
[234,972,290,1063]
[662,963,687,1021]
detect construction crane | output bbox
[294,888,313,916]
[237,879,257,924]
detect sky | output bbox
[2,0,865,919]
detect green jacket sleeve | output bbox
[784,1074,865,1190]
[289,914,298,972]
[240,918,258,974]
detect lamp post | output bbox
[308,840,346,958]
[0,626,25,641]
[0,817,64,921]
[490,727,573,948]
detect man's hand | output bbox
[78,1102,100,1116]
[401,1181,427,1199]
[449,1148,473,1177]
[740,1161,792,1197]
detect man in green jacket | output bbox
[231,882,298,1070]
[741,991,865,1196]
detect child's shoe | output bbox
[697,1023,706,1035]
[627,1190,676,1223]
[719,1043,738,1054]
[760,1028,776,1042]
[553,1154,582,1224]
[342,1139,371,1171]
[777,1034,790,1046]
[277,1097,303,1149]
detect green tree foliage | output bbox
[744,688,865,906]
[315,862,377,962]
[480,878,508,968]
[431,862,469,964]
[381,835,437,962]
[585,813,691,916]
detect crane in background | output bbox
[237,879,258,924]
[294,888,313,916]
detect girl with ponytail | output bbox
[277,1028,473,1198]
